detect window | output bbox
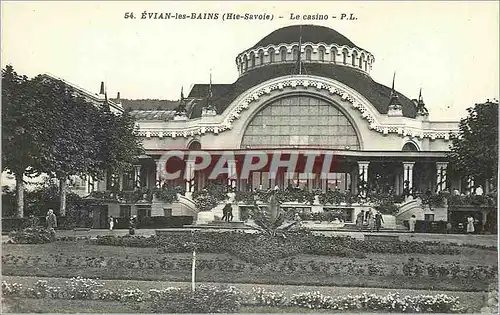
[122,169,135,191]
[305,47,312,61]
[331,48,337,63]
[119,205,131,218]
[280,47,287,62]
[259,50,264,65]
[292,46,299,61]
[342,49,348,65]
[163,208,172,217]
[244,56,248,71]
[250,52,255,67]
[352,51,357,66]
[402,142,419,151]
[364,60,368,71]
[318,48,325,62]
[425,214,435,222]
[359,54,364,68]
[241,95,360,150]
[269,48,275,62]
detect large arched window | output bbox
[331,48,337,63]
[351,51,357,66]
[318,47,325,62]
[269,48,275,62]
[305,46,312,61]
[241,95,360,149]
[250,52,255,67]
[244,56,248,71]
[402,142,419,151]
[280,47,287,62]
[342,49,348,65]
[359,53,364,68]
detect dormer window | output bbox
[250,52,255,67]
[292,46,299,61]
[269,48,275,62]
[280,47,287,62]
[244,56,248,71]
[305,47,312,61]
[352,51,357,66]
[318,47,325,62]
[331,48,337,63]
[364,60,368,71]
[342,49,348,65]
[259,50,264,65]
[359,53,364,68]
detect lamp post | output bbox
[190,230,197,292]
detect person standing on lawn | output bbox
[356,210,364,230]
[374,211,384,232]
[129,215,137,235]
[466,215,475,234]
[46,209,57,241]
[108,216,115,231]
[367,209,375,232]
[409,215,417,233]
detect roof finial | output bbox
[391,72,396,92]
[388,71,401,111]
[416,87,429,116]
[99,82,105,95]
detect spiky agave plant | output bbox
[248,191,299,237]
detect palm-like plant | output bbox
[247,191,301,237]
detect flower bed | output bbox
[2,253,496,281]
[2,278,467,313]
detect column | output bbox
[227,160,237,189]
[155,160,162,189]
[436,162,448,193]
[467,176,475,194]
[134,165,142,189]
[357,161,370,198]
[185,160,196,196]
[402,162,415,195]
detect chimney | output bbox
[116,92,121,103]
[99,82,105,95]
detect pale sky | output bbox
[1,1,499,120]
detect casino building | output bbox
[42,25,489,229]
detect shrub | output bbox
[251,287,287,306]
[8,227,53,244]
[145,285,241,313]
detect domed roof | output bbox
[250,24,363,50]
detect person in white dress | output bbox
[109,216,115,231]
[466,216,475,234]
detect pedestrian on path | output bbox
[46,209,57,241]
[408,215,417,233]
[466,215,475,234]
[374,211,384,232]
[356,210,364,231]
[108,216,115,231]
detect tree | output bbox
[448,100,499,192]
[32,76,144,216]
[2,66,144,217]
[2,66,48,217]
[29,76,102,216]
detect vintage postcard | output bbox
[1,1,498,314]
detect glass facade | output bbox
[241,95,360,149]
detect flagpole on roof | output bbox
[298,25,302,75]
